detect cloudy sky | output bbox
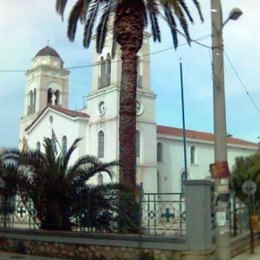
[0,0,259,148]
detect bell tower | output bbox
[19,46,70,149]
[86,25,157,192]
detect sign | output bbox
[210,161,230,179]
[242,180,257,195]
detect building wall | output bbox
[26,111,88,164]
[157,135,257,193]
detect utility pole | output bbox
[211,1,242,259]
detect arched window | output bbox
[33,88,36,113]
[62,136,67,155]
[99,54,111,89]
[55,90,60,105]
[136,130,140,158]
[36,141,41,151]
[137,56,142,88]
[97,173,103,186]
[190,146,196,164]
[98,131,104,158]
[28,90,33,114]
[157,143,163,162]
[47,88,52,104]
[106,53,111,85]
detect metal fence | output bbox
[229,197,249,237]
[0,192,186,236]
[142,193,186,236]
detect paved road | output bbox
[232,244,260,260]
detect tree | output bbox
[1,138,121,231]
[55,0,203,191]
[229,153,260,212]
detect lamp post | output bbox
[211,1,242,259]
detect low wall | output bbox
[1,229,258,259]
[0,228,214,260]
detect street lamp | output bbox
[211,1,242,259]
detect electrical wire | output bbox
[224,51,260,115]
[0,35,211,73]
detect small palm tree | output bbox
[2,138,120,231]
[230,153,260,212]
[56,0,203,190]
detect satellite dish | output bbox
[242,180,257,195]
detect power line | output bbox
[224,51,260,115]
[0,34,211,73]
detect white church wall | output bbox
[26,111,88,163]
[157,134,257,193]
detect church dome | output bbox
[35,46,61,59]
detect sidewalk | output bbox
[232,244,260,260]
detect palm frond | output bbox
[63,138,82,169]
[83,0,100,48]
[66,154,100,179]
[178,0,194,23]
[163,4,178,48]
[96,0,112,53]
[56,0,68,21]
[191,0,204,22]
[170,2,191,45]
[85,160,118,180]
[146,0,161,42]
[68,0,90,41]
[43,137,56,166]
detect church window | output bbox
[106,53,111,85]
[62,136,67,155]
[98,131,104,158]
[97,173,103,185]
[157,143,163,162]
[36,141,41,151]
[190,146,196,164]
[101,56,106,76]
[99,54,111,89]
[136,130,140,158]
[47,88,52,104]
[55,90,60,105]
[137,56,142,88]
[33,88,36,113]
[28,90,33,114]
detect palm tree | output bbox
[56,0,203,190]
[2,138,120,231]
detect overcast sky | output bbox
[0,0,259,148]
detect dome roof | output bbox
[35,46,61,59]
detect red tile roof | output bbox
[48,105,89,118]
[26,105,89,131]
[157,125,258,148]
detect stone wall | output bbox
[0,228,214,260]
[0,228,258,259]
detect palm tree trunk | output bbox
[115,0,145,191]
[119,49,138,190]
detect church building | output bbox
[19,32,258,194]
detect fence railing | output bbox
[0,192,186,236]
[0,192,250,238]
[142,193,186,236]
